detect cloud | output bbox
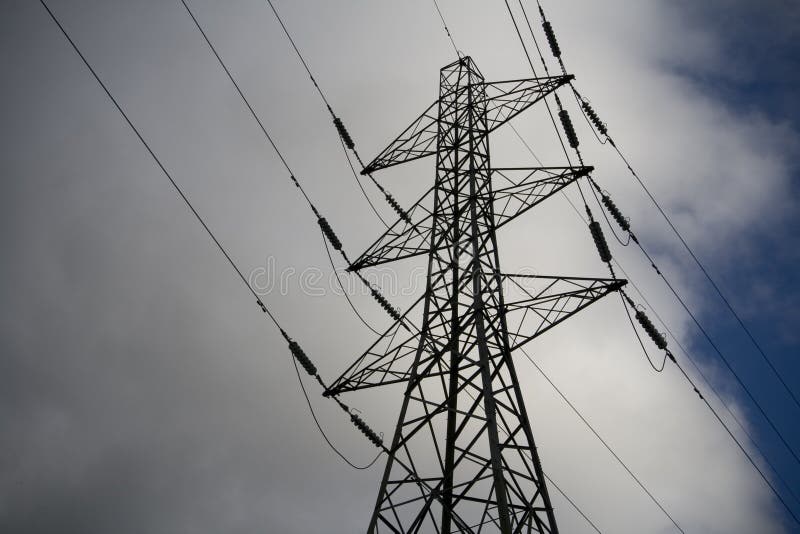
[0,0,796,532]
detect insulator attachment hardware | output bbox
[289,340,317,376]
[589,221,612,263]
[558,109,579,149]
[542,21,561,58]
[385,193,411,224]
[333,116,355,150]
[318,217,343,251]
[370,286,401,322]
[350,412,383,447]
[600,193,630,232]
[581,100,608,136]
[634,309,668,351]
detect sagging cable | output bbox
[285,332,385,459]
[315,206,406,326]
[333,112,412,224]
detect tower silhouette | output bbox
[326,56,624,533]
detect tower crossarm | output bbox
[362,100,440,174]
[350,166,593,272]
[348,186,436,272]
[361,75,573,175]
[327,274,626,395]
[496,274,626,351]
[325,293,454,395]
[491,166,592,229]
[482,75,573,132]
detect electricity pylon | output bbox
[326,56,625,533]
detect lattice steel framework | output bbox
[327,57,625,533]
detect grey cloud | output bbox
[0,0,796,533]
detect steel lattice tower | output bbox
[326,57,624,533]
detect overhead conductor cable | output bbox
[531,0,800,469]
[40,0,385,470]
[264,0,412,227]
[179,0,403,330]
[513,0,800,524]
[535,0,800,416]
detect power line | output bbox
[338,135,391,228]
[543,473,603,534]
[263,0,331,110]
[520,347,684,533]
[516,0,800,479]
[263,0,392,228]
[431,0,460,57]
[291,355,382,470]
[39,0,386,473]
[263,0,412,228]
[669,355,800,525]
[537,0,800,415]
[319,227,384,336]
[178,0,315,208]
[37,0,283,331]
[503,0,575,168]
[179,0,410,333]
[611,138,800,413]
[617,284,800,524]
[615,261,800,509]
[628,214,800,466]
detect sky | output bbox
[1,0,798,533]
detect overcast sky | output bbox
[1,1,799,533]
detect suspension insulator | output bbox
[385,193,411,224]
[370,286,401,322]
[558,109,579,149]
[581,101,608,136]
[634,309,668,351]
[289,340,317,376]
[350,413,383,447]
[333,117,355,150]
[318,217,343,251]
[589,221,612,263]
[542,21,561,58]
[600,194,631,232]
